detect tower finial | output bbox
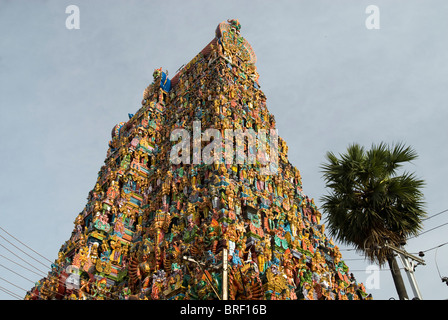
[227,19,241,34]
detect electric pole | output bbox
[385,243,425,300]
[222,246,228,300]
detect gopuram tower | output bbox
[26,20,369,300]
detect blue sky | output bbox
[1,0,448,300]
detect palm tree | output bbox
[320,142,425,299]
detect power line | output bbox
[0,254,47,278]
[422,209,448,222]
[405,209,448,239]
[0,226,53,264]
[0,231,122,300]
[415,241,448,254]
[0,257,113,300]
[0,268,74,300]
[0,263,36,284]
[20,270,115,301]
[336,210,448,243]
[0,242,49,275]
[435,247,444,280]
[32,274,114,300]
[0,275,28,293]
[0,233,49,269]
[0,285,22,300]
[350,267,406,272]
[413,221,448,238]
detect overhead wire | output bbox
[409,241,448,281]
[0,226,56,293]
[0,275,28,293]
[0,285,22,300]
[336,210,448,244]
[0,262,37,284]
[416,241,448,283]
[413,241,448,254]
[0,254,47,278]
[0,233,49,269]
[0,249,113,300]
[405,209,448,240]
[0,234,49,299]
[0,260,102,300]
[0,228,124,300]
[350,267,406,272]
[0,264,113,300]
[37,273,115,300]
[0,242,49,275]
[422,209,448,221]
[409,221,448,239]
[0,226,53,264]
[434,246,443,280]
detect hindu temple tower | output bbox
[26,20,369,300]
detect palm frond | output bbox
[320,142,426,265]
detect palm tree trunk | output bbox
[387,253,409,300]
